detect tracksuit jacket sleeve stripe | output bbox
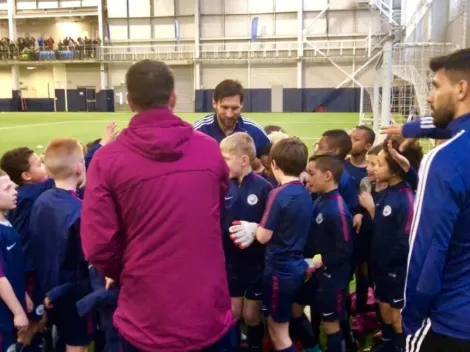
[402,133,464,336]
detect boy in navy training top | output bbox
[346,126,376,190]
[0,170,29,352]
[315,129,358,214]
[0,147,53,349]
[29,138,92,352]
[219,132,272,350]
[369,138,416,352]
[231,138,313,352]
[300,154,353,352]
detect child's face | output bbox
[350,129,370,156]
[366,154,378,182]
[315,137,336,156]
[24,153,48,184]
[260,155,271,173]
[0,175,17,211]
[374,151,392,183]
[305,161,329,193]
[222,151,248,179]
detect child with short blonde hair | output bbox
[220,132,273,349]
[29,138,92,352]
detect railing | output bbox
[0,46,99,61]
[0,39,383,63]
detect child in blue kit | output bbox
[29,138,93,352]
[299,154,354,352]
[0,170,29,352]
[232,137,313,352]
[220,132,273,350]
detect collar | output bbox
[447,112,470,135]
[213,115,245,136]
[386,181,407,192]
[319,188,340,200]
[231,171,254,186]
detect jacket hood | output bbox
[119,108,194,161]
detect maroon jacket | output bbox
[81,108,233,351]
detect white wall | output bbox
[15,0,98,10]
[16,18,98,39]
[250,63,296,88]
[201,64,248,89]
[19,66,54,98]
[0,19,8,38]
[0,68,12,98]
[66,64,101,90]
[108,63,130,87]
[106,0,195,41]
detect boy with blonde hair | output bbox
[220,132,273,350]
[29,138,92,352]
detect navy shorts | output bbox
[25,272,45,322]
[296,271,347,322]
[227,263,263,300]
[49,285,95,346]
[0,330,16,352]
[374,269,405,309]
[263,271,305,323]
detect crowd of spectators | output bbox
[0,36,101,61]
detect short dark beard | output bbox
[432,106,455,129]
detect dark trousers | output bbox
[121,326,237,352]
[408,328,470,352]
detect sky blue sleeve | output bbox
[402,157,462,335]
[402,120,452,139]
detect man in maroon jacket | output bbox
[81,60,235,352]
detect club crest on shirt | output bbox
[316,213,323,224]
[35,304,44,316]
[383,205,392,217]
[247,194,258,205]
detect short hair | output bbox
[44,138,83,180]
[429,48,470,83]
[355,125,376,145]
[368,144,382,156]
[0,147,34,185]
[220,132,256,163]
[308,153,344,184]
[322,129,352,160]
[264,125,285,134]
[126,59,174,110]
[213,79,244,104]
[270,137,308,177]
[269,131,289,145]
[259,143,272,157]
[382,137,423,178]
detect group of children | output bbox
[220,125,423,352]
[0,119,423,352]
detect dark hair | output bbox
[309,153,344,184]
[259,143,272,157]
[368,144,382,156]
[264,125,285,135]
[355,125,376,145]
[213,79,244,104]
[382,137,423,179]
[86,138,101,151]
[429,48,470,83]
[0,147,34,185]
[321,129,352,160]
[126,59,174,110]
[270,137,308,177]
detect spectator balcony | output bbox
[0,36,385,65]
[14,0,98,18]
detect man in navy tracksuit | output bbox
[402,48,470,352]
[193,79,270,158]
